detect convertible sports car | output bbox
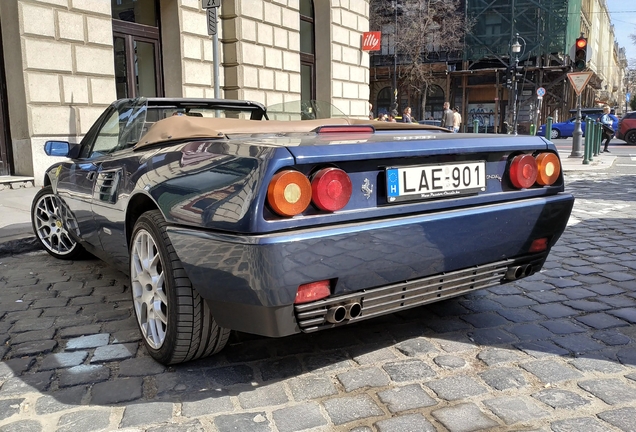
[33,98,574,365]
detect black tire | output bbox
[129,210,230,365]
[550,129,561,139]
[31,185,86,260]
[625,130,636,145]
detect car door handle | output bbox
[87,171,96,181]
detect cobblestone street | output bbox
[1,171,636,432]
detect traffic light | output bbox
[574,36,588,71]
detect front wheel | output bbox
[31,186,85,260]
[550,129,561,139]
[625,130,636,145]
[130,210,230,365]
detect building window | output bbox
[376,87,392,116]
[300,0,315,101]
[112,0,163,99]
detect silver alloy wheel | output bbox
[550,129,559,139]
[131,229,168,349]
[33,193,77,256]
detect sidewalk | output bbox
[0,151,617,258]
[0,182,39,257]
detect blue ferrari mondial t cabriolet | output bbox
[33,98,574,365]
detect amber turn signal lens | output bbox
[509,154,538,189]
[267,170,312,217]
[311,167,352,212]
[535,153,561,186]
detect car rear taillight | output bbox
[295,280,331,304]
[508,152,562,189]
[267,170,312,216]
[529,237,549,253]
[535,153,561,186]
[311,167,352,212]
[509,154,538,189]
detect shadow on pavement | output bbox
[0,174,635,431]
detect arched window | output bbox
[299,0,315,101]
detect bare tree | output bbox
[370,0,468,113]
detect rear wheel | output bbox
[31,186,85,260]
[130,210,230,365]
[550,129,560,139]
[625,130,636,145]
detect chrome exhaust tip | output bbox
[505,265,528,281]
[345,302,362,320]
[326,305,347,323]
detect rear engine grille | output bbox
[294,254,546,332]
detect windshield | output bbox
[266,100,347,121]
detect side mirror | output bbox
[44,141,70,157]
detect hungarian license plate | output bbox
[386,161,486,202]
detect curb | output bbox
[0,236,42,258]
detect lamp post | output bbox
[510,33,525,135]
[392,0,398,113]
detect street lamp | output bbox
[510,33,526,135]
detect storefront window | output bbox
[112,0,162,98]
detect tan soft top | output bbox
[134,115,446,149]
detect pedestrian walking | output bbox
[440,102,454,131]
[452,106,462,133]
[600,105,615,153]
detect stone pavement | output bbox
[1,170,636,431]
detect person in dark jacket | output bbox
[440,102,454,131]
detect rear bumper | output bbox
[167,193,574,337]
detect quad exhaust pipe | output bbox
[325,302,362,324]
[505,264,534,281]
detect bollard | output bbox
[546,117,553,139]
[530,124,536,136]
[586,121,593,162]
[583,117,591,164]
[594,121,603,156]
[473,119,479,133]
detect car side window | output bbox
[91,111,121,157]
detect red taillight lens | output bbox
[509,154,538,189]
[267,170,312,217]
[535,153,561,186]
[295,280,331,304]
[529,237,549,253]
[311,168,352,212]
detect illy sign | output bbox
[362,31,381,51]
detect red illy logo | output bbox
[362,32,381,51]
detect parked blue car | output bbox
[538,113,618,139]
[33,97,574,365]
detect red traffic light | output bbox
[576,38,587,49]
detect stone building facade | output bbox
[0,0,370,184]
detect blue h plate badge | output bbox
[386,161,486,203]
